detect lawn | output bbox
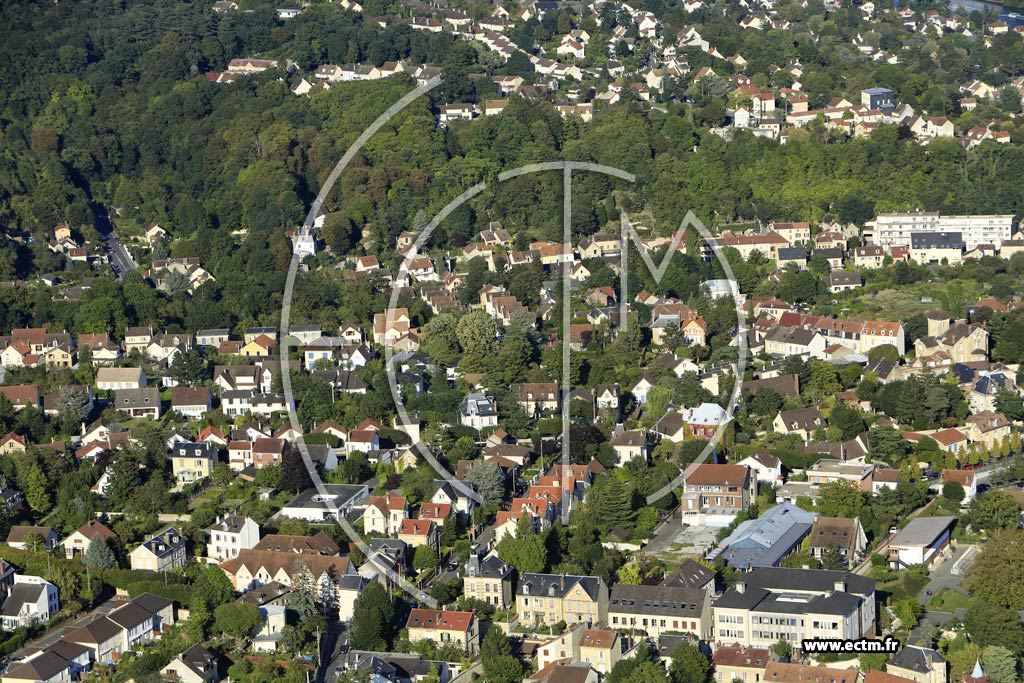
[878,571,930,602]
[926,588,972,613]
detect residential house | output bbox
[609,430,647,466]
[512,383,559,414]
[808,517,868,566]
[60,520,117,559]
[763,662,861,683]
[0,385,41,411]
[459,394,499,431]
[517,574,608,627]
[130,527,188,571]
[6,526,60,550]
[680,464,755,527]
[773,407,825,439]
[537,627,622,675]
[170,387,212,420]
[160,644,219,683]
[609,584,711,639]
[405,609,479,653]
[887,516,956,569]
[806,460,875,492]
[115,388,161,419]
[463,552,514,609]
[169,442,217,484]
[736,452,783,487]
[362,494,409,535]
[397,519,437,549]
[964,411,1011,449]
[0,575,59,629]
[207,515,260,562]
[940,469,977,504]
[712,644,772,683]
[712,568,876,649]
[887,646,948,683]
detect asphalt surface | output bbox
[92,203,136,279]
[318,622,348,683]
[7,596,125,662]
[916,544,974,606]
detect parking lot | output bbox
[643,519,720,559]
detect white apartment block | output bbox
[869,213,1016,250]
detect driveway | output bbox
[643,520,718,558]
[916,544,974,606]
[7,596,126,662]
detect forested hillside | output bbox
[6,0,1024,339]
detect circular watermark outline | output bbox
[280,79,749,607]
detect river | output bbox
[950,0,1024,24]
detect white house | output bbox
[206,515,260,562]
[459,393,499,431]
[0,575,59,629]
[736,452,783,487]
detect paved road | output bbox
[317,622,348,683]
[907,610,961,647]
[92,203,136,279]
[7,596,125,664]
[916,544,974,606]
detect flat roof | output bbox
[891,516,956,546]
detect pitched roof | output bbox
[405,608,474,632]
[764,662,859,683]
[684,463,749,486]
[220,549,350,578]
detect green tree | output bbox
[828,403,865,441]
[169,350,207,385]
[965,529,1024,610]
[84,536,117,569]
[413,545,439,573]
[214,602,262,640]
[669,641,711,683]
[982,645,1019,683]
[592,479,636,532]
[25,465,52,512]
[969,490,1020,532]
[859,653,887,672]
[965,602,1024,652]
[481,627,522,683]
[422,313,461,364]
[287,562,319,619]
[867,344,900,363]
[56,386,90,429]
[942,480,965,505]
[772,639,792,659]
[816,480,863,518]
[994,389,1024,422]
[893,598,924,628]
[466,461,504,507]
[349,582,395,651]
[617,563,642,585]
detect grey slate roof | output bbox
[709,502,817,569]
[519,573,603,600]
[890,516,956,546]
[609,584,707,617]
[889,645,946,674]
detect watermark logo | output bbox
[280,80,748,606]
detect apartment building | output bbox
[869,213,1015,249]
[712,568,876,650]
[517,573,608,627]
[608,584,712,639]
[680,463,755,527]
[463,552,514,609]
